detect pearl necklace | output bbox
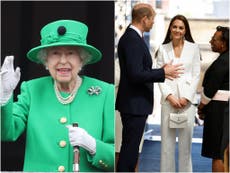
[54,76,82,104]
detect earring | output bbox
[45,66,48,70]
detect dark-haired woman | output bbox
[156,14,201,172]
[198,26,229,172]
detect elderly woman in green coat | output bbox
[0,20,114,172]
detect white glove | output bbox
[66,125,96,155]
[0,56,21,105]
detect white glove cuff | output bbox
[86,135,96,155]
[0,91,13,106]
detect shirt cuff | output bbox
[201,92,211,105]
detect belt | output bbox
[212,90,230,101]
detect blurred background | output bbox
[1,0,229,171]
[115,0,229,129]
[115,0,229,171]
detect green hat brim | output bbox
[27,42,102,65]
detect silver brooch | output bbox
[87,86,102,96]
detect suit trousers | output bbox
[160,103,195,172]
[116,113,148,172]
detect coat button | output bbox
[60,117,67,124]
[59,140,66,148]
[58,165,65,172]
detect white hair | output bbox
[37,46,92,66]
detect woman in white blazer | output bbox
[156,15,201,172]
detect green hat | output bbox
[27,19,102,65]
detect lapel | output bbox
[165,40,189,62]
[164,42,174,62]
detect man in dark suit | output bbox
[116,3,183,172]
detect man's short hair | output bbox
[132,3,155,23]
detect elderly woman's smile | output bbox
[57,67,72,75]
[1,19,114,172]
[45,46,83,90]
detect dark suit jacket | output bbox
[116,27,165,115]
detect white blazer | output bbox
[156,40,201,104]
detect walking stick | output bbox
[72,123,80,172]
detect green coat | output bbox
[1,76,115,172]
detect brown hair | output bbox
[163,14,195,44]
[132,3,155,23]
